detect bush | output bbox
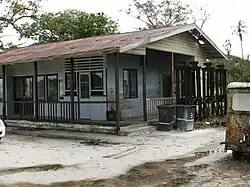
[212,56,250,82]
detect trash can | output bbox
[157,105,176,131]
[176,105,196,131]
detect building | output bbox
[0,23,226,132]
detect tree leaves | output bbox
[19,9,118,44]
[123,0,209,29]
[213,56,250,82]
[0,0,42,50]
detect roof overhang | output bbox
[0,47,119,65]
[119,24,227,60]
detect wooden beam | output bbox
[171,52,175,103]
[2,65,6,121]
[70,57,75,123]
[34,61,38,120]
[142,55,147,121]
[77,72,80,121]
[115,53,121,134]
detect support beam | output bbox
[115,53,121,134]
[142,55,147,121]
[2,65,6,121]
[171,52,175,103]
[34,61,38,120]
[70,57,75,123]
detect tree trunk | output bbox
[241,40,244,59]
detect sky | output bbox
[2,0,250,58]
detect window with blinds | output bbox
[64,56,105,96]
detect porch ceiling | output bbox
[0,23,226,65]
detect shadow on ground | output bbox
[0,151,212,187]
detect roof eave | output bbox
[120,24,228,61]
[1,47,119,65]
[194,25,228,60]
[119,24,196,53]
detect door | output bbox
[161,73,172,97]
[14,76,34,117]
[78,72,106,120]
[79,73,91,119]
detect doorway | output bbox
[161,73,172,97]
[14,76,34,117]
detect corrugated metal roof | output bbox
[0,24,189,64]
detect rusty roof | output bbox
[0,24,225,64]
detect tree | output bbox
[0,0,42,49]
[124,0,210,30]
[20,10,118,44]
[192,6,210,29]
[232,20,247,59]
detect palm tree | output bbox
[232,20,247,59]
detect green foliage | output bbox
[20,10,118,44]
[0,0,42,49]
[213,56,250,82]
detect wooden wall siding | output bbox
[107,53,143,119]
[8,57,107,120]
[126,31,208,65]
[106,51,172,119]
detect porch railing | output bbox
[10,100,111,123]
[146,97,174,120]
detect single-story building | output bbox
[0,23,226,131]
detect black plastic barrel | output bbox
[176,105,195,131]
[157,105,176,131]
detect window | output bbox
[91,71,104,96]
[232,92,250,111]
[123,69,138,99]
[46,75,58,101]
[37,75,45,101]
[24,77,33,100]
[65,72,76,90]
[80,74,89,98]
[0,78,3,100]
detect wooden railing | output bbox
[11,100,111,123]
[146,97,174,120]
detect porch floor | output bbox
[77,119,146,127]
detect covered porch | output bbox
[0,49,184,127]
[0,49,227,129]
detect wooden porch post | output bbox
[171,52,175,103]
[34,61,38,120]
[115,53,121,134]
[2,65,6,121]
[70,57,75,123]
[142,55,147,121]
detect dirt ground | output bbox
[2,152,250,187]
[2,129,250,187]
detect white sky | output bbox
[2,0,250,58]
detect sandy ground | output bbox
[0,128,226,185]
